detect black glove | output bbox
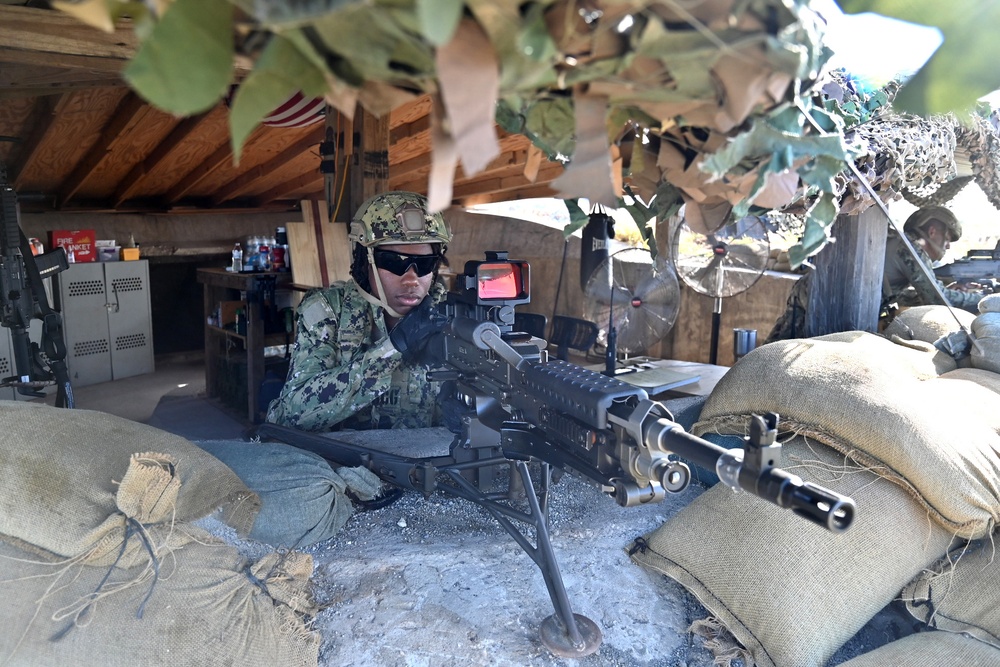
[389,296,447,364]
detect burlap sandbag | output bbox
[971,311,1000,374]
[0,401,259,562]
[940,367,1000,398]
[195,439,382,548]
[630,436,955,667]
[901,539,1000,649]
[0,525,319,666]
[882,304,976,343]
[694,333,1000,539]
[835,631,1000,666]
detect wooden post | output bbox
[346,104,390,218]
[806,206,888,336]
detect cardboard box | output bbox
[219,301,245,328]
[121,247,140,261]
[50,229,96,263]
[98,246,120,261]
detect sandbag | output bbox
[0,402,259,563]
[979,294,1000,313]
[630,436,956,667]
[882,304,976,343]
[940,367,1000,398]
[971,310,1000,374]
[835,631,1000,666]
[195,439,382,548]
[901,539,1000,649]
[0,525,319,666]
[695,333,1000,539]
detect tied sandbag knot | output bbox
[627,537,649,556]
[51,517,161,641]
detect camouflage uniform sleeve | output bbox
[901,243,984,313]
[266,285,403,431]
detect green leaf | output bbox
[417,0,464,46]
[523,98,577,159]
[229,34,329,160]
[787,191,839,267]
[562,199,588,238]
[123,0,233,116]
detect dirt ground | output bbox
[198,454,918,667]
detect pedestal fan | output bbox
[670,215,770,364]
[582,247,681,374]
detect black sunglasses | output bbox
[373,249,441,276]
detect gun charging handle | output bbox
[716,413,855,533]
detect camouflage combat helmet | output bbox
[903,206,962,242]
[349,191,451,249]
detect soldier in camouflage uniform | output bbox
[266,191,452,432]
[766,206,984,342]
[881,205,983,314]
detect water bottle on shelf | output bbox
[231,242,243,272]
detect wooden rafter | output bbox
[253,170,323,206]
[211,125,326,206]
[0,6,136,73]
[58,91,147,206]
[160,126,266,205]
[10,93,61,189]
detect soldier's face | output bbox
[924,222,951,262]
[370,243,437,315]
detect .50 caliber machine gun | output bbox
[0,155,73,407]
[257,251,856,657]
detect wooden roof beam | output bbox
[113,111,211,207]
[160,125,266,205]
[58,91,148,206]
[0,6,137,69]
[9,93,60,189]
[253,170,323,206]
[211,124,325,206]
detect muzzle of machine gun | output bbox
[644,412,855,533]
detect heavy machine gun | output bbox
[257,251,856,657]
[0,156,73,407]
[934,243,1000,292]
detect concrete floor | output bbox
[30,354,248,441]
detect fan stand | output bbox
[671,216,770,366]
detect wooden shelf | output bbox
[197,268,294,423]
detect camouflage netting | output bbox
[59,0,1000,266]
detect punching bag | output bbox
[580,209,615,291]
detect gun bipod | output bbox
[253,421,605,658]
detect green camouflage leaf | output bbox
[523,98,577,159]
[788,191,839,267]
[123,0,233,116]
[562,198,588,238]
[417,0,464,46]
[229,34,329,159]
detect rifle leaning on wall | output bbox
[0,158,73,407]
[256,251,856,658]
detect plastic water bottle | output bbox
[231,242,243,272]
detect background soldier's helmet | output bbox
[349,191,451,250]
[903,206,962,242]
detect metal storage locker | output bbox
[105,260,154,380]
[0,327,15,400]
[56,260,154,387]
[58,262,112,387]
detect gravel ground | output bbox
[198,462,917,667]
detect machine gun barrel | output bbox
[643,414,854,532]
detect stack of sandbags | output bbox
[0,401,319,666]
[971,294,1000,374]
[631,332,1000,667]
